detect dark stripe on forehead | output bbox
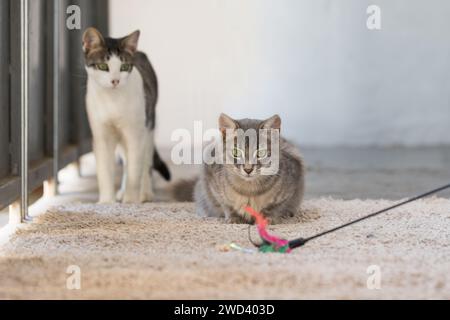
[105,37,133,61]
[104,37,121,56]
[84,36,133,66]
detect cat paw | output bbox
[122,192,142,204]
[139,190,154,203]
[225,215,248,224]
[98,196,116,204]
[266,216,284,225]
[116,189,125,202]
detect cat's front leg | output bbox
[139,131,154,202]
[122,133,145,203]
[224,207,250,224]
[93,128,117,203]
[116,145,127,202]
[262,204,296,225]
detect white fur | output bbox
[86,55,154,203]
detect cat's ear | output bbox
[261,114,281,130]
[82,27,104,52]
[219,113,238,135]
[121,30,140,54]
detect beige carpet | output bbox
[0,197,449,299]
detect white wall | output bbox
[110,0,450,147]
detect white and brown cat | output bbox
[82,27,170,203]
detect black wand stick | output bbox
[288,183,450,249]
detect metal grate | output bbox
[0,0,109,221]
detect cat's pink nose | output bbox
[111,79,120,86]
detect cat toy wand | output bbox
[242,183,450,253]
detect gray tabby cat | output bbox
[194,113,305,224]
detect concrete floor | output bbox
[302,146,450,199]
[170,146,450,200]
[1,146,449,228]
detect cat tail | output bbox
[170,178,198,202]
[153,149,171,181]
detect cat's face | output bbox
[219,114,281,180]
[82,28,139,89]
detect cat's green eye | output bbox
[255,149,267,159]
[96,63,109,71]
[231,147,243,159]
[120,63,132,72]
